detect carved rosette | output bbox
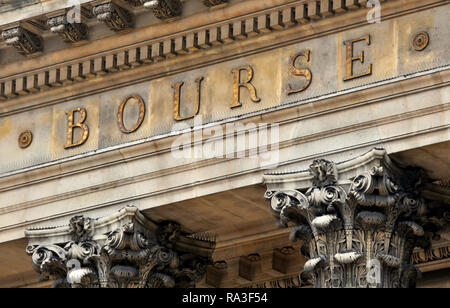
[266,157,446,288]
[93,2,133,32]
[201,0,228,8]
[26,207,215,288]
[1,26,43,55]
[47,15,88,43]
[140,0,182,20]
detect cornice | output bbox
[2,0,447,105]
[0,0,448,113]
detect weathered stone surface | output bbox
[93,1,133,32]
[47,14,88,43]
[25,206,215,288]
[0,0,448,289]
[1,25,42,55]
[265,149,449,288]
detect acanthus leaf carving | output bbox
[265,150,448,288]
[26,206,215,288]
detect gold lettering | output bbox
[117,95,146,134]
[344,35,373,81]
[287,50,312,95]
[231,66,261,108]
[172,77,204,121]
[64,107,89,149]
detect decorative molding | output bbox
[437,179,450,188]
[206,260,228,287]
[0,0,392,102]
[239,253,262,281]
[18,130,33,149]
[1,25,42,55]
[25,206,215,288]
[201,0,228,8]
[272,246,304,274]
[93,1,133,32]
[412,31,430,51]
[244,274,303,288]
[412,244,450,265]
[264,148,449,288]
[141,0,183,20]
[47,15,88,43]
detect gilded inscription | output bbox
[65,107,89,149]
[287,50,312,95]
[343,35,373,81]
[49,33,383,150]
[117,95,146,134]
[231,66,261,109]
[172,77,204,121]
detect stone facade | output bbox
[0,0,448,288]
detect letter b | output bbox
[65,107,89,149]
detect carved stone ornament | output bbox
[412,31,430,51]
[140,0,182,20]
[18,130,33,149]
[93,1,133,32]
[25,206,215,288]
[47,15,88,43]
[1,26,43,55]
[201,0,228,8]
[264,148,449,288]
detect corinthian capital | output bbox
[25,206,215,288]
[264,148,449,288]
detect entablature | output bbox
[3,0,447,105]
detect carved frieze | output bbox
[25,206,215,288]
[1,26,43,55]
[47,15,88,43]
[141,0,182,20]
[93,1,133,32]
[265,149,448,288]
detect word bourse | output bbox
[62,35,373,149]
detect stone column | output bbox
[264,149,448,288]
[25,206,215,288]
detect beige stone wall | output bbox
[0,0,448,288]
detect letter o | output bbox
[116,95,146,134]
